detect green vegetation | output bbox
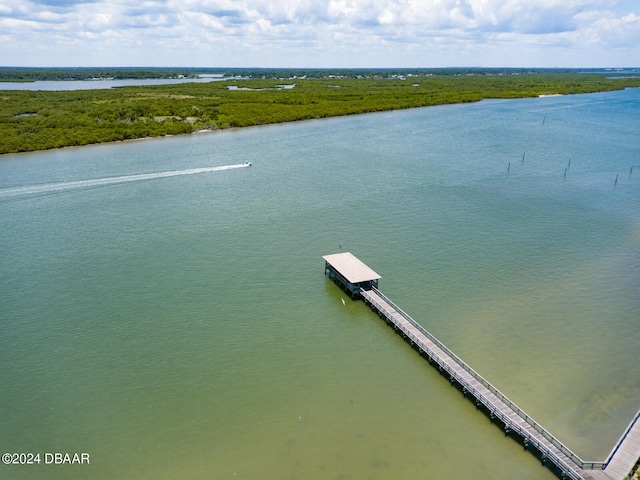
[2,66,635,82]
[1,71,639,154]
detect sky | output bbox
[1,0,639,68]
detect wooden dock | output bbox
[356,285,640,480]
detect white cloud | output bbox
[0,0,638,67]
[587,12,640,47]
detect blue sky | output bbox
[1,0,639,67]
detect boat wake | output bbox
[0,163,251,199]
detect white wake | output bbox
[0,163,250,199]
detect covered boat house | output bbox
[323,252,381,298]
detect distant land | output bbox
[1,68,639,154]
[1,66,640,82]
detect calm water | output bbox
[0,77,223,91]
[1,89,639,480]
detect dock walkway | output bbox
[360,287,640,480]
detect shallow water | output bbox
[1,89,638,479]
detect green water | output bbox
[1,89,639,479]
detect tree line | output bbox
[2,67,634,82]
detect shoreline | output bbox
[2,79,639,156]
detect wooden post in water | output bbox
[507,161,511,174]
[615,174,619,185]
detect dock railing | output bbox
[603,408,640,468]
[367,287,625,472]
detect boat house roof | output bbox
[322,252,381,284]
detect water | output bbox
[0,77,224,91]
[1,89,638,480]
[0,163,251,198]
